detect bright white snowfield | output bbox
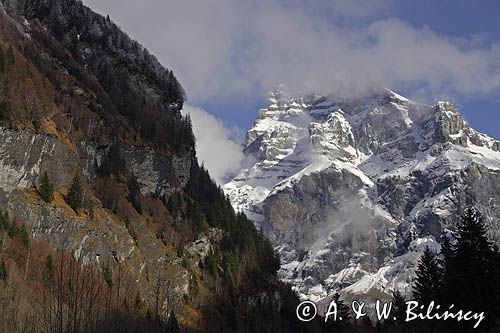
[223,87,500,307]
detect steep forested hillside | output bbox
[3,0,193,152]
[0,1,316,331]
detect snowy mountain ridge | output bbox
[223,87,500,305]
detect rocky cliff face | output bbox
[81,142,192,197]
[0,117,193,307]
[224,87,500,304]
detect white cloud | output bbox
[297,0,393,20]
[181,105,244,184]
[83,0,500,105]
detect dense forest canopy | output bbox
[2,0,193,152]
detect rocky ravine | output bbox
[224,88,500,305]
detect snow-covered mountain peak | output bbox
[224,89,500,304]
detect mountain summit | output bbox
[224,87,500,304]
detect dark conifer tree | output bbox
[0,101,11,122]
[440,236,453,272]
[6,45,14,65]
[335,293,350,324]
[391,290,407,324]
[0,48,5,72]
[413,246,442,305]
[66,175,83,212]
[0,260,7,281]
[7,219,17,238]
[441,208,500,329]
[39,171,54,203]
[0,211,6,229]
[166,311,180,333]
[437,235,453,305]
[19,224,30,248]
[323,292,351,331]
[45,255,54,276]
[127,175,142,214]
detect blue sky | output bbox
[389,0,500,139]
[84,0,500,140]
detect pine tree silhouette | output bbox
[323,292,351,331]
[391,290,407,324]
[335,293,350,324]
[438,235,453,304]
[166,311,180,333]
[413,246,442,305]
[442,207,500,329]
